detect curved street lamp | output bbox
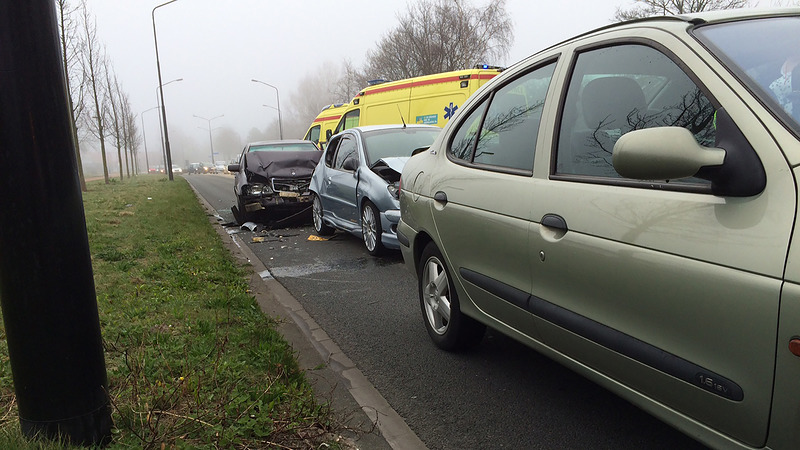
[155,78,182,173]
[153,0,180,180]
[252,79,283,139]
[193,114,224,164]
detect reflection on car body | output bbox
[310,124,440,255]
[398,9,800,450]
[229,140,321,225]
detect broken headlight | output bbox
[387,183,400,200]
[244,183,273,196]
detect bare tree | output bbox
[121,96,139,176]
[79,1,111,183]
[770,0,800,5]
[614,0,752,21]
[57,0,87,191]
[332,59,369,104]
[105,64,126,181]
[213,127,243,162]
[364,0,513,81]
[115,83,136,178]
[289,64,342,132]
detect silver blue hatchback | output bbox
[310,124,440,255]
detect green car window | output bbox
[473,63,556,172]
[448,98,488,162]
[556,44,715,183]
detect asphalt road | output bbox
[185,173,708,450]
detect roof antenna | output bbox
[396,105,406,128]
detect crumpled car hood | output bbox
[371,157,409,174]
[245,151,321,179]
[370,157,409,183]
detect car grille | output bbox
[271,177,311,193]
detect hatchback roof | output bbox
[246,139,316,147]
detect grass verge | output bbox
[0,176,343,449]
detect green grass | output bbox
[0,176,341,449]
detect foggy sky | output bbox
[80,0,752,168]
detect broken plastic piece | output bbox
[240,222,258,231]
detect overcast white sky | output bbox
[82,0,767,165]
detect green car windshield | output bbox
[694,16,800,133]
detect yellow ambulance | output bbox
[324,65,503,141]
[303,102,350,149]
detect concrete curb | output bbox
[189,183,427,450]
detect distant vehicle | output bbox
[399,9,800,450]
[228,140,322,225]
[187,162,202,174]
[310,124,440,255]
[215,162,227,174]
[201,162,214,174]
[171,164,182,174]
[324,66,502,142]
[303,102,349,149]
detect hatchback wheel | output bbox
[312,193,335,236]
[361,200,384,256]
[419,242,485,350]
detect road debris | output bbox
[240,221,258,232]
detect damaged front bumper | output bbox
[379,208,402,250]
[240,177,313,213]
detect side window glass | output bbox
[473,63,556,171]
[557,44,715,183]
[324,136,340,167]
[239,147,247,167]
[334,136,358,170]
[306,125,320,144]
[448,98,488,161]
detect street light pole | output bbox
[0,1,111,444]
[152,0,180,180]
[262,104,281,140]
[193,114,224,165]
[154,78,182,174]
[141,106,160,173]
[251,79,283,139]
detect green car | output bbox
[398,9,800,450]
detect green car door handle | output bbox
[541,214,567,232]
[434,191,448,204]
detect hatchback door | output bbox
[528,33,794,447]
[321,133,360,227]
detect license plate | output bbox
[279,191,300,198]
